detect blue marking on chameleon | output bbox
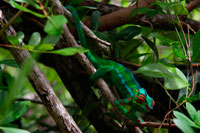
[116,69,133,97]
[126,69,141,89]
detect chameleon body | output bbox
[66,6,155,124]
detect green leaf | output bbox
[22,45,35,50]
[117,26,141,41]
[0,59,18,67]
[150,33,175,46]
[10,0,45,18]
[44,15,67,35]
[41,35,61,45]
[7,31,24,45]
[170,1,189,15]
[119,39,142,59]
[91,10,101,30]
[135,63,173,78]
[173,119,195,133]
[50,47,88,56]
[28,32,41,46]
[0,90,9,112]
[173,111,199,128]
[142,36,159,59]
[172,42,186,58]
[164,67,189,90]
[197,111,200,124]
[153,0,171,10]
[35,44,54,51]
[13,0,41,10]
[153,0,189,15]
[0,101,30,124]
[186,92,200,103]
[186,102,200,124]
[130,7,158,18]
[164,76,189,90]
[135,63,189,90]
[0,126,30,133]
[93,31,109,42]
[192,29,200,61]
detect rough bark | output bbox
[0,9,81,133]
[80,0,200,33]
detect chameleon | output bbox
[66,5,155,124]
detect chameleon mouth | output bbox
[146,100,155,110]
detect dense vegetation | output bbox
[0,0,200,132]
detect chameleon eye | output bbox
[138,88,147,97]
[136,94,146,103]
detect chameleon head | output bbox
[146,94,155,110]
[137,88,155,110]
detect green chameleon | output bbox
[66,6,155,124]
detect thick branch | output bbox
[186,0,200,12]
[80,0,200,32]
[84,0,156,31]
[0,10,81,133]
[49,0,144,132]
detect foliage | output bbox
[0,0,200,132]
[0,61,30,133]
[173,102,200,133]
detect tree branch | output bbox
[186,0,200,12]
[80,0,200,32]
[0,10,81,133]
[49,0,144,132]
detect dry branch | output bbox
[48,0,144,132]
[0,9,81,133]
[80,0,200,32]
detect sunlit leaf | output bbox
[173,111,199,128]
[164,66,189,90]
[173,119,195,133]
[7,31,24,45]
[28,32,41,46]
[135,63,173,78]
[0,126,30,133]
[35,44,54,51]
[50,47,88,56]
[186,102,200,124]
[22,45,35,51]
[41,35,61,45]
[44,15,67,35]
[170,1,189,15]
[135,63,189,90]
[10,0,45,18]
[13,0,41,10]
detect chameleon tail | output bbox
[65,6,87,47]
[66,6,102,67]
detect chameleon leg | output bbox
[115,98,144,124]
[114,98,132,114]
[90,65,114,81]
[135,112,144,124]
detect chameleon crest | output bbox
[66,5,155,124]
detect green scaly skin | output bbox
[66,6,155,124]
